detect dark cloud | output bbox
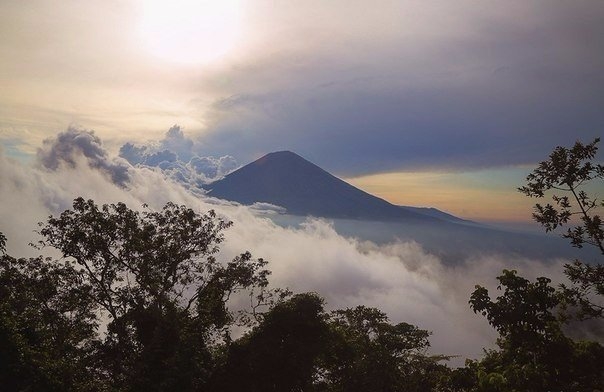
[196,0,604,176]
[37,126,130,186]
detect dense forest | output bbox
[1,140,603,391]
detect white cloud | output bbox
[118,125,239,186]
[0,133,574,365]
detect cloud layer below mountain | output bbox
[0,129,573,364]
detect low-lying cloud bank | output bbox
[0,128,574,364]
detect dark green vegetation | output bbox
[1,140,603,391]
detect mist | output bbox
[0,129,576,364]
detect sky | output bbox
[1,0,604,222]
[1,0,603,363]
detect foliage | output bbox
[0,232,6,254]
[518,138,604,320]
[459,138,604,391]
[470,270,562,347]
[518,138,604,252]
[0,254,99,391]
[316,306,451,392]
[210,293,330,392]
[3,198,274,391]
[561,260,604,319]
[37,197,239,321]
[210,297,452,392]
[1,199,448,391]
[469,270,604,391]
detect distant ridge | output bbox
[206,151,466,223]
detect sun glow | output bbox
[139,0,243,64]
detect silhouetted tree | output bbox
[462,138,604,391]
[519,138,604,319]
[469,270,604,391]
[315,306,451,392]
[0,243,100,391]
[519,138,604,251]
[32,198,272,390]
[210,293,330,392]
[0,232,6,255]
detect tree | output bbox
[518,138,604,319]
[518,138,604,252]
[462,138,604,391]
[469,270,604,391]
[32,198,273,390]
[3,199,446,391]
[0,236,100,391]
[0,232,6,255]
[561,260,604,319]
[316,306,450,392]
[210,293,330,392]
[470,270,562,348]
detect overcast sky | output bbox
[1,0,603,221]
[0,0,601,360]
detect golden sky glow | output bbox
[347,169,536,223]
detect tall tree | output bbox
[33,198,272,390]
[469,270,603,391]
[0,235,100,391]
[519,138,604,319]
[464,138,604,391]
[210,293,330,392]
[316,306,450,392]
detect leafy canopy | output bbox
[518,138,604,252]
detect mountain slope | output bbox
[206,151,461,223]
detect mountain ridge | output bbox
[206,150,467,223]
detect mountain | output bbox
[206,151,465,223]
[204,151,603,262]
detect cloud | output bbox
[160,125,194,161]
[38,126,131,186]
[2,1,603,179]
[143,149,178,167]
[188,155,238,179]
[118,125,199,165]
[117,142,147,165]
[0,131,587,366]
[118,125,239,186]
[191,0,604,176]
